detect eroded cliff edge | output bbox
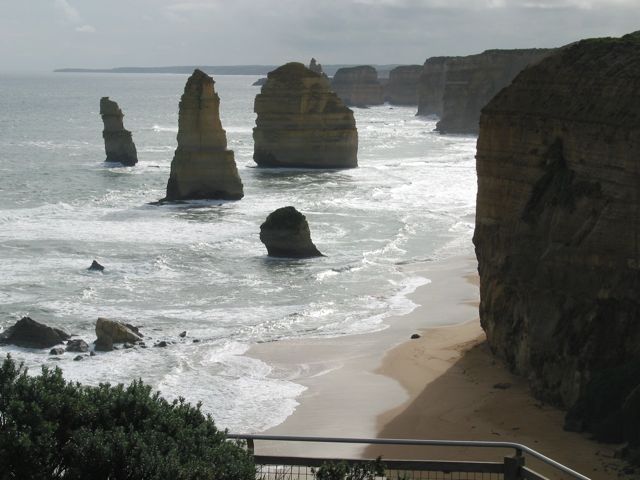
[474,31,640,425]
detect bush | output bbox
[312,457,385,480]
[0,355,255,479]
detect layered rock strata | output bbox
[99,97,138,166]
[331,66,384,107]
[474,32,640,412]
[416,57,449,116]
[385,65,422,105]
[165,69,244,200]
[260,206,323,258]
[253,62,358,168]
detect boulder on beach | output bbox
[0,317,70,349]
[95,317,142,352]
[253,62,358,168]
[164,69,244,201]
[260,206,323,258]
[99,97,138,166]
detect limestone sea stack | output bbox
[416,57,449,116]
[385,65,422,105]
[260,206,323,258]
[99,97,138,166]
[253,62,358,169]
[164,69,243,201]
[331,66,384,107]
[474,32,640,418]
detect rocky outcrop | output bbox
[260,206,323,258]
[385,65,422,105]
[253,62,358,168]
[474,32,640,415]
[66,339,89,352]
[416,57,449,116]
[88,260,104,272]
[308,58,327,78]
[99,97,138,166]
[0,317,70,349]
[332,66,384,107]
[95,317,142,351]
[164,69,244,201]
[252,77,267,87]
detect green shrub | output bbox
[312,457,385,480]
[0,355,255,479]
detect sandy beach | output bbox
[249,256,635,480]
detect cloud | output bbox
[54,0,81,23]
[75,24,96,33]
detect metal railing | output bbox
[227,434,591,480]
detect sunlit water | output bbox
[0,73,477,432]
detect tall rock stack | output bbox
[436,49,554,133]
[253,62,358,169]
[308,58,327,78]
[99,97,138,166]
[385,65,422,105]
[416,57,449,116]
[165,69,243,201]
[474,32,640,416]
[331,66,384,107]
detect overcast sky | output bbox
[1,0,638,72]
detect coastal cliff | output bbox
[332,66,384,107]
[474,30,640,430]
[165,69,243,201]
[99,97,138,166]
[253,62,358,168]
[416,57,448,116]
[385,65,422,105]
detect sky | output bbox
[0,0,638,72]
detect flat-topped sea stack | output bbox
[165,69,243,201]
[260,206,323,258]
[99,97,138,166]
[474,30,640,434]
[253,62,358,169]
[331,66,384,107]
[416,56,449,116]
[385,65,422,105]
[435,49,554,133]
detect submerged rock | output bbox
[0,317,70,349]
[474,32,640,410]
[260,206,323,258]
[331,66,384,107]
[95,317,141,351]
[49,347,65,355]
[253,62,358,169]
[66,339,89,353]
[99,97,138,166]
[88,260,104,272]
[385,65,422,105]
[164,69,244,201]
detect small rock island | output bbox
[99,97,138,166]
[165,69,244,201]
[253,62,358,169]
[260,206,323,258]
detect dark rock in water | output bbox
[252,77,267,86]
[410,333,421,339]
[164,69,244,201]
[89,351,96,357]
[95,317,142,347]
[88,260,104,272]
[66,339,89,353]
[260,207,323,258]
[179,331,187,338]
[123,342,134,349]
[253,62,358,168]
[95,336,113,352]
[0,317,70,349]
[155,341,168,348]
[193,339,200,343]
[49,347,65,355]
[125,323,143,337]
[99,97,138,166]
[475,31,640,413]
[73,355,84,361]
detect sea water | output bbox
[0,73,477,432]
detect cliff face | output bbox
[437,49,554,133]
[474,33,640,410]
[385,65,422,105]
[253,62,358,168]
[416,57,449,116]
[99,97,138,166]
[332,66,384,107]
[165,69,243,201]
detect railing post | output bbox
[247,438,255,455]
[504,449,525,480]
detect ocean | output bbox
[0,73,477,433]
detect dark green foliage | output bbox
[312,457,385,480]
[0,355,255,479]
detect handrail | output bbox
[227,434,591,480]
